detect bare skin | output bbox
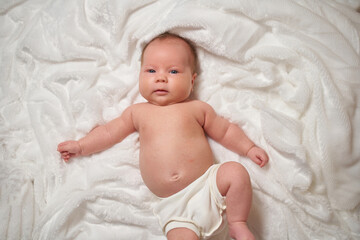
[58,36,268,240]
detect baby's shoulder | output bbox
[125,103,153,129]
[184,100,216,124]
[130,102,149,108]
[127,102,152,114]
[186,100,214,112]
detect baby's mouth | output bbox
[154,89,168,95]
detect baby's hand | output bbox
[57,141,82,162]
[246,146,269,168]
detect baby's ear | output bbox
[191,73,197,85]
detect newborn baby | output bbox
[58,32,269,240]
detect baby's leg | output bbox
[167,228,199,240]
[216,162,255,240]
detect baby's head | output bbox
[139,33,198,106]
[141,32,198,74]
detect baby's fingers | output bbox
[57,142,70,152]
[60,151,70,161]
[58,141,81,154]
[252,156,263,166]
[259,159,266,168]
[259,154,269,168]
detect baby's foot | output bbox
[228,221,255,240]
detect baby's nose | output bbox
[156,75,168,83]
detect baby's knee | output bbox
[217,162,251,193]
[167,228,199,240]
[221,162,249,178]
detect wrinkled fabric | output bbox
[0,0,359,239]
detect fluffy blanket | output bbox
[1,0,359,239]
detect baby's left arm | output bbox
[201,102,269,167]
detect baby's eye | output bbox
[170,70,178,74]
[147,69,156,73]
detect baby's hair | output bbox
[141,32,198,73]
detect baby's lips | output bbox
[154,89,169,96]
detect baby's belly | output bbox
[139,144,215,198]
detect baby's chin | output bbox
[147,100,178,106]
[146,97,191,106]
[142,94,191,106]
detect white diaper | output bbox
[153,164,226,239]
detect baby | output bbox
[58,32,269,240]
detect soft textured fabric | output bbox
[153,164,226,239]
[1,0,359,239]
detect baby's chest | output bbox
[140,113,200,133]
[132,103,206,136]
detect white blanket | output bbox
[1,0,360,239]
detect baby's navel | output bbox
[170,173,181,182]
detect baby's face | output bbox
[139,38,197,106]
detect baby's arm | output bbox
[58,106,136,161]
[201,102,269,167]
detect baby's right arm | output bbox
[57,106,136,161]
